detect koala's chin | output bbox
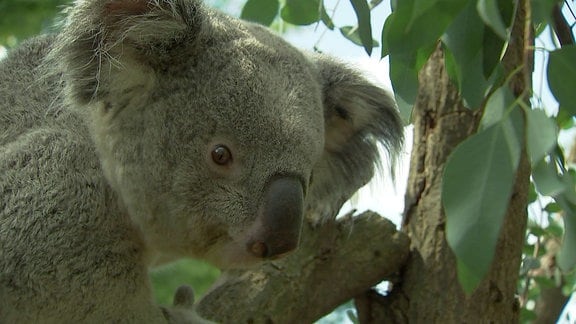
[205,239,296,270]
[205,244,266,270]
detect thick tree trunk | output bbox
[533,284,570,324]
[355,0,533,322]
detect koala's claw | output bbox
[173,285,195,309]
[163,285,214,323]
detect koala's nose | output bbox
[248,177,304,259]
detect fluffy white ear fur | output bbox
[308,55,403,221]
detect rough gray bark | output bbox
[197,211,410,323]
[354,0,533,322]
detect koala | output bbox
[0,0,403,322]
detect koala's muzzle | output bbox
[248,177,304,259]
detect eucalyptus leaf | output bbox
[531,0,561,26]
[349,0,373,55]
[477,0,508,39]
[240,0,279,26]
[548,46,576,117]
[482,26,505,79]
[556,198,576,270]
[280,0,321,25]
[526,109,558,167]
[442,1,489,108]
[383,0,468,65]
[389,53,419,108]
[532,158,566,197]
[321,6,335,30]
[480,86,515,129]
[443,108,523,293]
[395,90,414,125]
[339,26,379,48]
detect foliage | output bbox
[0,0,71,46]
[150,259,220,305]
[518,208,576,321]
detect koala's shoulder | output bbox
[0,34,56,77]
[0,35,68,145]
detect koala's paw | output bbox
[173,285,195,309]
[162,285,214,324]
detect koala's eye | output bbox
[211,145,232,165]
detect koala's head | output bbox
[50,0,403,269]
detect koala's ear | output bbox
[307,55,404,221]
[49,0,205,105]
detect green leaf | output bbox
[240,0,279,26]
[547,215,565,238]
[526,109,558,166]
[456,259,480,294]
[544,202,561,213]
[476,0,508,39]
[395,90,414,124]
[527,182,538,203]
[557,198,576,270]
[321,6,335,30]
[280,0,321,25]
[480,86,516,129]
[387,42,434,111]
[383,0,468,64]
[528,223,547,237]
[348,0,373,55]
[443,44,460,84]
[556,109,575,129]
[548,46,576,117]
[482,26,505,79]
[443,108,523,293]
[442,1,490,108]
[532,159,566,196]
[339,26,379,48]
[389,53,419,108]
[531,0,561,26]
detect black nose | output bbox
[247,177,304,259]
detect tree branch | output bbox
[197,211,410,323]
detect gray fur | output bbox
[0,0,403,322]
